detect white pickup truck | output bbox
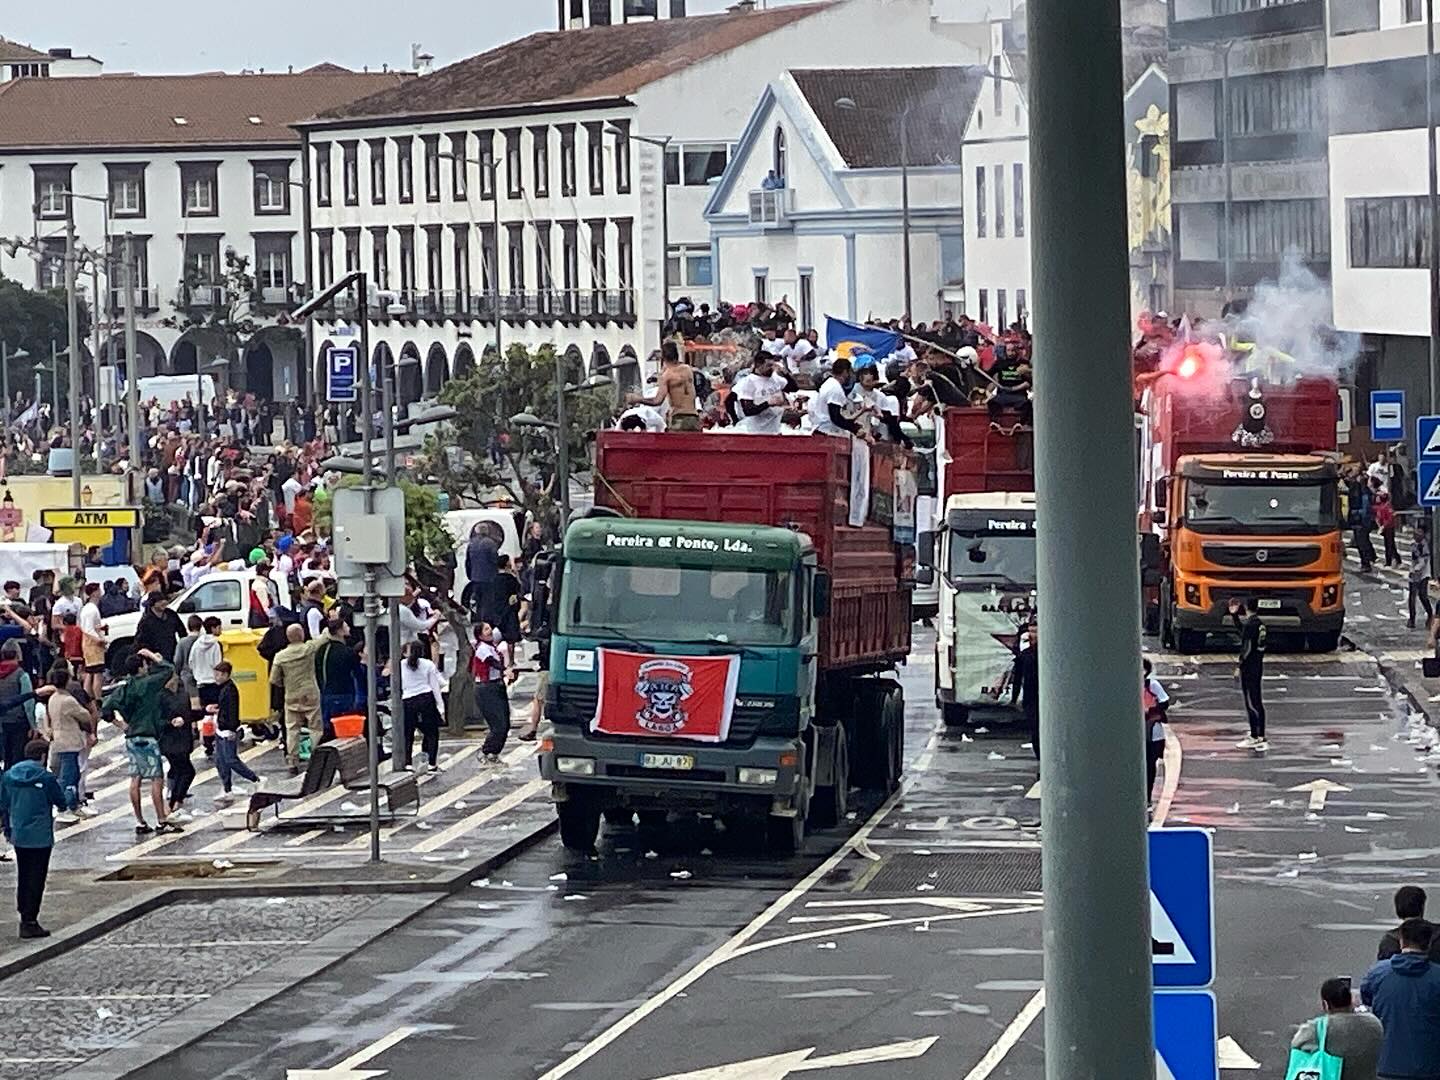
[103,569,292,671]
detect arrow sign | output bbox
[1288,779,1351,812]
[287,1027,417,1080]
[648,1037,938,1079]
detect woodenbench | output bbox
[244,744,340,830]
[333,737,422,818]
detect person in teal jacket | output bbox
[0,738,65,938]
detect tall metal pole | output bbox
[357,278,381,863]
[1029,1,1154,1078]
[900,107,913,322]
[383,360,404,773]
[50,342,59,414]
[301,130,316,414]
[1427,0,1439,576]
[492,159,503,362]
[91,259,102,459]
[1,343,8,426]
[555,350,571,528]
[659,142,671,342]
[65,203,82,507]
[1221,41,1234,304]
[123,233,141,476]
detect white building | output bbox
[0,68,405,400]
[704,66,978,327]
[962,21,1032,329]
[298,0,985,399]
[1327,2,1437,414]
[0,36,102,80]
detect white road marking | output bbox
[960,989,1045,1080]
[287,1025,419,1080]
[648,1037,938,1080]
[409,777,546,853]
[1217,1035,1261,1070]
[1288,779,1351,812]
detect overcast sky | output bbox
[7,1,813,76]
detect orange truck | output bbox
[1139,364,1344,652]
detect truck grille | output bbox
[1209,585,1315,606]
[1202,543,1321,569]
[548,685,794,744]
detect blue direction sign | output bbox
[326,345,359,404]
[1154,991,1218,1080]
[1420,415,1440,459]
[1372,390,1405,442]
[1421,460,1440,507]
[1149,828,1214,988]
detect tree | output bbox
[420,342,613,527]
[0,274,93,399]
[163,247,257,371]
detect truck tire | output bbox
[106,639,134,678]
[941,702,970,727]
[809,725,849,830]
[881,687,904,794]
[558,797,601,853]
[1307,630,1341,653]
[767,812,805,854]
[1158,580,1175,650]
[856,681,903,793]
[603,807,635,829]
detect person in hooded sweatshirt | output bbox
[0,640,37,773]
[1361,917,1440,1079]
[0,737,66,938]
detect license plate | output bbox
[1257,599,1282,610]
[639,752,695,771]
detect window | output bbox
[371,226,389,290]
[341,142,359,205]
[589,0,611,23]
[997,288,1008,331]
[507,224,525,292]
[1013,163,1025,238]
[616,219,633,298]
[32,165,71,220]
[187,579,242,614]
[423,136,441,202]
[395,137,414,203]
[773,126,787,182]
[180,163,218,217]
[107,235,151,309]
[666,245,713,288]
[994,164,1006,239]
[254,235,291,294]
[531,126,550,198]
[754,272,767,304]
[1219,70,1326,138]
[559,125,578,196]
[452,226,470,299]
[589,219,607,300]
[535,221,554,294]
[107,165,145,217]
[561,222,580,299]
[681,143,728,186]
[976,167,987,238]
[1138,135,1160,181]
[992,57,1003,116]
[314,143,332,207]
[184,236,220,286]
[612,119,631,194]
[664,145,680,186]
[586,122,605,195]
[799,270,814,330]
[978,288,989,324]
[1229,198,1329,261]
[477,131,496,199]
[504,129,522,198]
[343,228,361,274]
[253,162,290,214]
[1017,288,1028,325]
[1406,0,1424,20]
[317,230,334,290]
[1347,196,1434,268]
[397,226,416,292]
[369,139,387,204]
[37,238,64,290]
[425,226,443,294]
[449,133,468,200]
[479,224,497,295]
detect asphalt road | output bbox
[118,629,1440,1080]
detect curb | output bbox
[0,810,558,984]
[1343,632,1432,723]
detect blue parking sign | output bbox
[327,345,359,404]
[1149,828,1214,988]
[1154,991,1218,1080]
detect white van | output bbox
[133,374,218,411]
[445,507,523,605]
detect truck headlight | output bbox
[1184,583,1201,606]
[1322,584,1338,607]
[739,768,779,785]
[556,757,596,776]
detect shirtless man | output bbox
[627,341,699,431]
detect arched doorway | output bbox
[453,343,476,379]
[424,342,448,399]
[614,344,641,396]
[245,343,275,400]
[102,330,166,383]
[562,344,584,388]
[241,327,303,402]
[397,342,423,411]
[314,340,334,402]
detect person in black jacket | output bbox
[1010,622,1040,764]
[157,676,196,819]
[135,593,183,662]
[1380,886,1440,963]
[1228,597,1268,750]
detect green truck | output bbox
[538,430,915,853]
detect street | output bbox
[6,609,1416,1080]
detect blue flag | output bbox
[825,317,902,363]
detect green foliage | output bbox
[312,476,453,569]
[423,342,614,519]
[0,274,92,394]
[164,248,257,361]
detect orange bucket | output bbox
[332,714,366,739]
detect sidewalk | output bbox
[1340,551,1439,717]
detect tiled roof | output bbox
[791,66,982,169]
[312,3,833,122]
[0,70,410,150]
[0,37,48,63]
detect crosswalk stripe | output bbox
[409,777,547,854]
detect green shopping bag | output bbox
[1285,1015,1344,1080]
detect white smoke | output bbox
[1234,252,1360,382]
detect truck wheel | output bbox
[636,809,668,841]
[1307,631,1341,652]
[809,726,849,830]
[881,688,904,794]
[1158,581,1175,650]
[1175,629,1204,654]
[557,797,601,853]
[942,702,970,727]
[767,812,805,854]
[602,807,635,829]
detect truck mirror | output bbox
[915,565,935,586]
[812,570,832,618]
[1152,507,1167,527]
[1155,479,1168,509]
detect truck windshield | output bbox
[559,562,796,646]
[946,534,1036,586]
[1185,481,1338,535]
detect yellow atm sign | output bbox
[41,508,141,529]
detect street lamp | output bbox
[511,372,615,528]
[835,96,913,321]
[438,150,504,364]
[607,125,672,341]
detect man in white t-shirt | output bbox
[851,365,908,444]
[808,358,869,441]
[779,330,818,375]
[281,473,303,517]
[760,328,787,358]
[732,353,791,435]
[617,404,666,432]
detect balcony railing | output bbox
[316,287,636,326]
[109,287,161,314]
[176,284,229,309]
[748,187,791,228]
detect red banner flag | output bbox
[591,648,741,743]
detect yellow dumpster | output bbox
[218,629,271,725]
